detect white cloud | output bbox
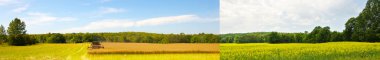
[90,7,125,17]
[58,15,199,33]
[0,0,14,6]
[12,4,28,13]
[221,0,367,34]
[100,7,125,14]
[23,12,77,25]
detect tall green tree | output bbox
[341,0,380,42]
[233,35,240,43]
[330,31,343,42]
[268,32,280,43]
[306,26,321,43]
[47,33,66,43]
[306,26,331,43]
[7,18,31,45]
[160,36,169,43]
[0,25,6,43]
[7,18,26,35]
[320,26,331,42]
[343,17,355,41]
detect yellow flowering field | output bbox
[221,42,380,60]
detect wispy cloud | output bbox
[22,12,77,25]
[58,15,199,33]
[12,4,28,13]
[0,0,15,6]
[221,0,366,33]
[89,7,126,18]
[1,0,29,13]
[100,7,125,14]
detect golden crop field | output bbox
[0,43,219,60]
[220,42,380,60]
[88,43,220,54]
[87,43,220,60]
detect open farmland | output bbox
[88,43,220,60]
[0,43,88,60]
[88,53,219,60]
[88,43,220,54]
[0,43,219,60]
[221,42,380,60]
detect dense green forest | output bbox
[29,32,219,43]
[343,0,380,42]
[0,18,219,46]
[220,28,342,43]
[221,0,380,43]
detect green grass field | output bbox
[0,43,88,60]
[221,42,380,60]
[0,43,219,60]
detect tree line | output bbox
[220,26,344,43]
[343,0,380,42]
[0,18,36,46]
[29,32,219,43]
[0,18,219,46]
[220,0,380,43]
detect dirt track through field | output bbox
[66,44,88,60]
[88,43,220,54]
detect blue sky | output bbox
[0,0,219,34]
[221,0,368,34]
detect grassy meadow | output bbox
[0,43,219,60]
[220,42,380,60]
[0,43,88,60]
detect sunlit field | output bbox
[88,53,219,60]
[0,43,219,60]
[0,43,88,60]
[220,42,380,60]
[88,43,219,60]
[89,43,220,54]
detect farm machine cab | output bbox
[88,41,104,49]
